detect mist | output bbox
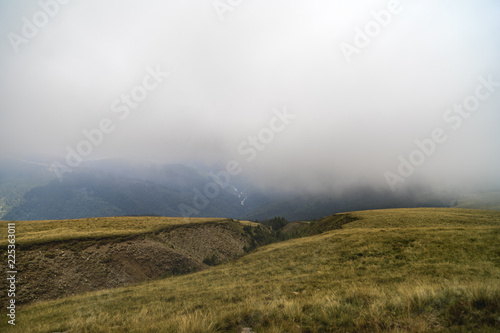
[1,0,500,195]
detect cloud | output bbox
[1,0,499,193]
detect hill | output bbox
[0,217,274,306]
[2,208,499,332]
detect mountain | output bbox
[0,157,255,220]
[244,185,454,221]
[2,155,493,221]
[0,156,56,218]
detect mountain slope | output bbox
[3,208,499,332]
[244,186,454,221]
[1,160,255,220]
[0,156,56,219]
[3,156,499,221]
[0,217,272,306]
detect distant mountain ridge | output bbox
[1,155,498,221]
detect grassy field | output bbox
[0,216,257,248]
[2,208,500,332]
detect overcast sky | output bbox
[1,0,499,192]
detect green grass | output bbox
[2,208,500,332]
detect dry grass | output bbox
[2,208,499,332]
[343,207,500,229]
[0,216,258,247]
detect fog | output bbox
[1,0,500,194]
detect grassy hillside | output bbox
[342,207,500,228]
[0,217,270,306]
[2,208,499,332]
[0,216,257,248]
[0,216,257,247]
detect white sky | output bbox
[1,0,499,192]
